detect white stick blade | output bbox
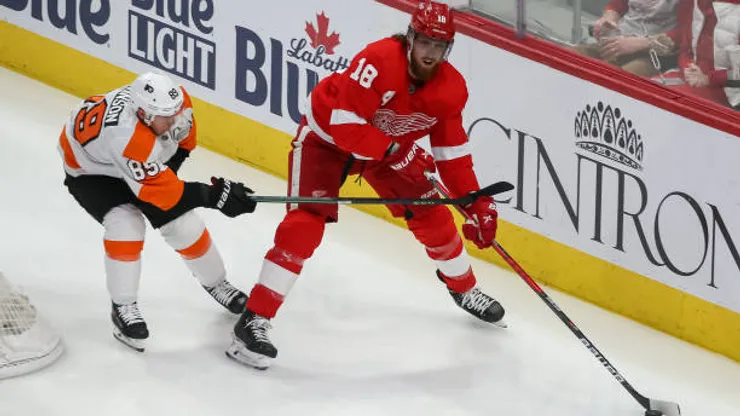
[649,398,681,416]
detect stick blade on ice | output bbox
[648,398,681,416]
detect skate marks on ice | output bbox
[231,299,637,416]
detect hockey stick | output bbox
[426,173,681,416]
[249,181,514,206]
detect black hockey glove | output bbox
[209,177,257,217]
[166,148,190,174]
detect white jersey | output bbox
[58,85,196,210]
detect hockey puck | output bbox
[644,411,663,416]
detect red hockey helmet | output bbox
[410,1,455,42]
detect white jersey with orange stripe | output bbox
[58,85,196,211]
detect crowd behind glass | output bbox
[467,0,740,111]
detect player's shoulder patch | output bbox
[122,122,158,163]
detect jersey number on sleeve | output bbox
[73,97,108,146]
[127,160,166,181]
[349,58,379,89]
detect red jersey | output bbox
[304,36,481,197]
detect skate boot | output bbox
[111,301,149,352]
[438,271,507,328]
[226,309,277,370]
[203,280,248,314]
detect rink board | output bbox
[1,0,739,362]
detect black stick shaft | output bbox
[490,240,650,409]
[250,181,513,206]
[251,195,462,205]
[428,176,652,411]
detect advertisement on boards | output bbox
[228,0,406,133]
[3,1,738,313]
[0,0,406,133]
[232,6,351,130]
[455,35,740,313]
[0,0,112,49]
[127,0,216,89]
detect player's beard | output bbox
[409,57,440,82]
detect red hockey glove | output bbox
[462,196,498,249]
[384,142,436,184]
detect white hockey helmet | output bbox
[129,72,184,125]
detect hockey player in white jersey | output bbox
[58,72,257,352]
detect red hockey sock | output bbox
[406,207,477,293]
[246,209,326,318]
[438,268,476,293]
[246,284,284,319]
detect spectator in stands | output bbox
[574,0,680,77]
[659,0,740,109]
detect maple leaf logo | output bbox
[305,11,341,55]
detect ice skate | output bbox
[439,271,507,327]
[226,310,277,370]
[449,287,507,328]
[111,301,149,352]
[203,280,248,314]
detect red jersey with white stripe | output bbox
[58,85,196,210]
[305,36,481,197]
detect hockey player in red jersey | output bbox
[60,72,258,352]
[226,1,504,370]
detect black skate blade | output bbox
[113,328,146,353]
[225,338,272,370]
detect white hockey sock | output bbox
[160,210,226,288]
[182,243,226,288]
[102,205,146,305]
[105,256,142,305]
